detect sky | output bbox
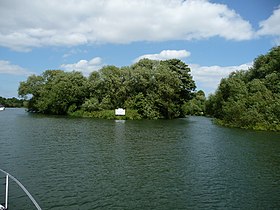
[0,0,280,98]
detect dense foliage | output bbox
[18,59,197,119]
[206,46,280,131]
[182,90,206,116]
[0,96,26,107]
[19,70,88,114]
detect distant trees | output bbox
[18,59,196,119]
[0,96,26,108]
[206,46,280,131]
[183,90,206,116]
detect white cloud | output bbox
[134,50,191,62]
[0,60,31,75]
[257,6,280,45]
[190,62,252,95]
[61,57,104,75]
[258,7,280,36]
[0,0,255,51]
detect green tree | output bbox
[19,70,87,114]
[0,96,25,107]
[126,59,196,119]
[206,46,280,131]
[183,90,206,116]
[19,58,197,119]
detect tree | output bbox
[0,96,26,107]
[19,58,197,119]
[126,59,196,119]
[161,59,196,101]
[19,70,87,114]
[183,90,206,116]
[206,46,280,131]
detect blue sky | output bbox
[0,0,279,98]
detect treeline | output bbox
[18,47,279,131]
[0,96,26,107]
[206,46,280,131]
[19,59,203,119]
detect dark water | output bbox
[0,108,279,209]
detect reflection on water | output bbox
[0,109,280,209]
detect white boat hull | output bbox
[0,107,5,111]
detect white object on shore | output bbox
[115,108,126,116]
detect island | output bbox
[18,46,280,131]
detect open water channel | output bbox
[0,108,279,209]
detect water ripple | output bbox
[0,110,280,209]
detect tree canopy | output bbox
[0,96,26,108]
[18,47,280,130]
[206,46,280,131]
[18,59,196,119]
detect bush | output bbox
[69,109,142,120]
[206,46,280,131]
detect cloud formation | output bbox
[134,50,190,62]
[0,0,255,51]
[0,60,31,75]
[257,6,280,45]
[258,7,280,36]
[190,62,252,94]
[61,57,104,75]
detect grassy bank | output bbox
[69,109,142,120]
[214,119,280,132]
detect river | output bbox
[0,108,279,209]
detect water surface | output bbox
[0,108,279,209]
